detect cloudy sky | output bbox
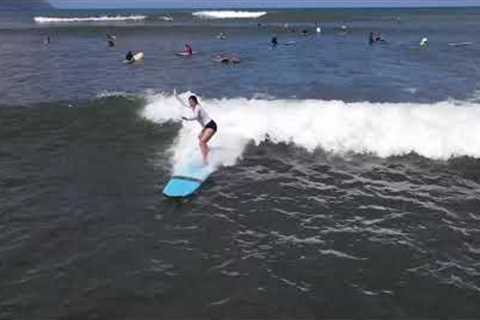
[48,0,480,9]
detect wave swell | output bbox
[142,93,480,173]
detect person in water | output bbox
[369,32,385,45]
[175,90,217,165]
[184,44,193,55]
[125,51,134,61]
[369,32,375,45]
[271,36,278,48]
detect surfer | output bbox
[213,54,240,64]
[369,32,386,45]
[106,33,116,46]
[420,37,429,47]
[271,36,278,48]
[125,51,134,62]
[369,32,375,45]
[184,44,193,56]
[175,90,217,165]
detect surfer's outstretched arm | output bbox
[174,88,189,108]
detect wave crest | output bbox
[142,93,480,172]
[34,15,147,23]
[192,11,267,19]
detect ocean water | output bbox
[1,6,480,319]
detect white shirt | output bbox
[184,104,212,127]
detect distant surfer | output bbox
[125,51,134,62]
[106,33,116,46]
[43,36,50,45]
[420,37,429,47]
[176,44,195,57]
[217,32,227,40]
[213,54,240,64]
[184,44,193,56]
[271,36,278,48]
[175,89,217,165]
[369,32,385,45]
[369,32,375,45]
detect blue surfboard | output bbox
[163,163,213,198]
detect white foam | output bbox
[159,16,173,22]
[192,11,267,19]
[34,15,147,23]
[142,92,480,173]
[96,90,130,98]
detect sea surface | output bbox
[1,5,480,319]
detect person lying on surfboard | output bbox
[174,89,217,165]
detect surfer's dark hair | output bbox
[189,95,198,104]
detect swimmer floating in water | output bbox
[174,89,217,165]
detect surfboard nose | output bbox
[163,176,203,197]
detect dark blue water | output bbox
[1,7,480,105]
[1,5,480,320]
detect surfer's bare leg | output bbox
[199,128,216,164]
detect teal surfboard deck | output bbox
[163,163,212,198]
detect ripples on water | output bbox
[1,100,480,318]
[2,5,480,317]
[145,142,480,318]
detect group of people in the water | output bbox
[42,24,455,166]
[268,26,431,48]
[123,41,241,65]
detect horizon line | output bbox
[50,5,480,9]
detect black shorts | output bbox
[204,120,217,132]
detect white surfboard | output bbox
[448,42,473,47]
[176,51,197,56]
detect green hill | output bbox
[0,0,54,11]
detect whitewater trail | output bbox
[142,92,480,173]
